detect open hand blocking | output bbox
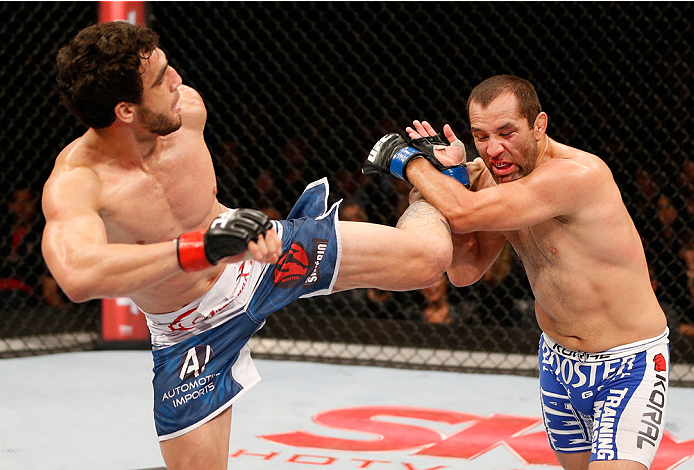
[363,132,470,187]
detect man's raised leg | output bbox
[334,200,453,292]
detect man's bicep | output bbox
[497,161,594,228]
[42,208,110,279]
[455,166,586,233]
[44,209,108,248]
[476,231,507,269]
[41,171,108,269]
[447,231,506,287]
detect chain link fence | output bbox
[1,2,693,384]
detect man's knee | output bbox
[415,238,452,287]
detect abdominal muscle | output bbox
[532,274,666,353]
[130,263,227,314]
[507,213,666,353]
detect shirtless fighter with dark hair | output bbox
[44,21,463,470]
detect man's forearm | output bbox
[406,158,472,229]
[43,239,182,303]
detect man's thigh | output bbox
[160,406,233,470]
[539,361,593,454]
[555,450,590,470]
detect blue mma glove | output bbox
[363,133,470,187]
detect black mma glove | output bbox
[176,209,273,272]
[363,133,470,187]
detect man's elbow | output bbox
[60,284,92,304]
[447,267,484,287]
[55,272,98,303]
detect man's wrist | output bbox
[405,157,434,182]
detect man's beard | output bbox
[517,139,540,179]
[492,139,539,184]
[137,105,182,136]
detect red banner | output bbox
[101,298,150,342]
[99,1,149,342]
[99,1,146,25]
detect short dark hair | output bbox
[467,75,542,127]
[56,22,160,128]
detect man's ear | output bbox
[533,112,548,141]
[114,101,136,124]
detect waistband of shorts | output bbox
[138,264,236,324]
[541,327,669,362]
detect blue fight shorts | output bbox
[142,178,342,440]
[539,329,669,467]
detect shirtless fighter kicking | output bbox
[365,75,669,470]
[42,22,463,470]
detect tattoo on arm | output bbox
[396,200,451,235]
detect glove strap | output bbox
[177,230,212,272]
[441,165,470,187]
[389,146,420,181]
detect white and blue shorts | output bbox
[142,179,342,440]
[539,329,669,467]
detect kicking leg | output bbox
[334,200,452,292]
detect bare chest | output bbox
[504,217,577,282]
[98,138,219,244]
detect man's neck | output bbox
[538,134,551,161]
[87,124,160,165]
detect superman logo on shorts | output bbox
[273,242,309,288]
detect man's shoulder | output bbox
[551,140,602,163]
[178,85,206,130]
[51,135,101,180]
[179,85,204,105]
[45,140,102,203]
[528,141,618,216]
[546,141,612,180]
